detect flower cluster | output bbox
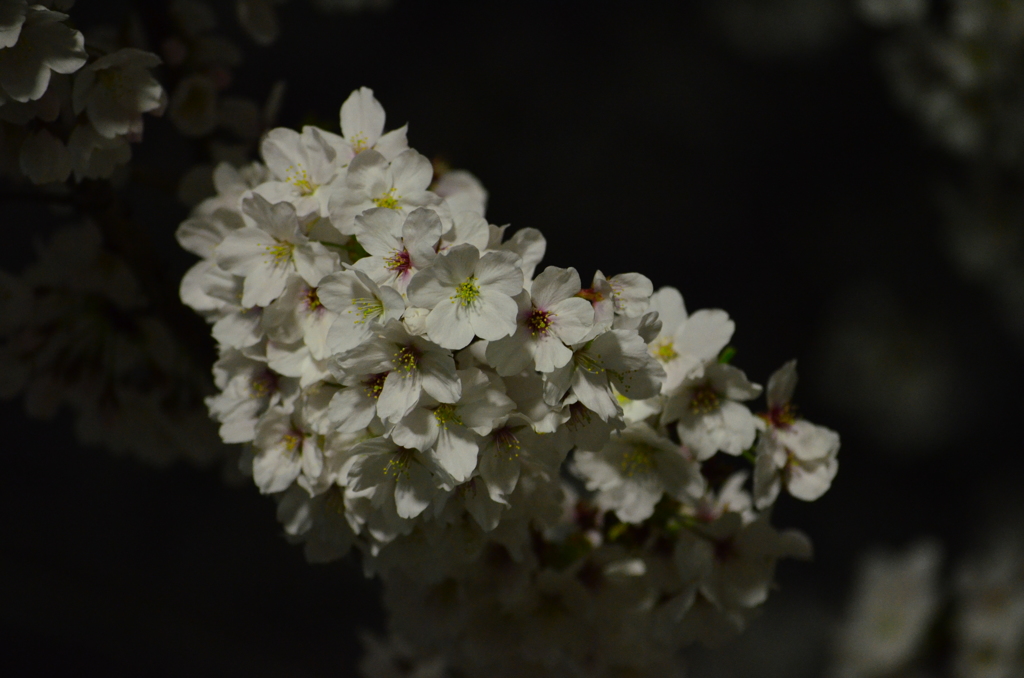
[831,536,1024,678]
[859,0,1024,162]
[179,86,840,675]
[0,222,223,467]
[0,0,165,184]
[858,1,1024,351]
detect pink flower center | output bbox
[384,248,412,275]
[304,286,323,311]
[525,308,553,337]
[759,403,797,429]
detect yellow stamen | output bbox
[452,276,481,307]
[394,346,419,373]
[433,403,463,429]
[689,383,720,414]
[620,443,655,477]
[654,341,678,362]
[373,187,401,209]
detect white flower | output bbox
[329,148,447,235]
[677,513,812,612]
[544,329,666,421]
[576,270,654,341]
[346,436,448,521]
[683,470,755,525]
[333,320,461,424]
[72,48,166,139]
[261,275,340,360]
[236,0,283,46]
[180,264,265,348]
[615,387,664,426]
[494,226,546,281]
[407,243,524,350]
[438,210,490,255]
[647,286,735,392]
[563,397,623,450]
[388,367,514,483]
[604,271,654,318]
[476,413,567,506]
[252,407,324,494]
[0,5,85,103]
[317,267,404,355]
[327,369,388,433]
[0,0,28,51]
[833,541,943,678]
[215,194,339,307]
[205,349,298,443]
[276,484,356,563]
[502,371,570,434]
[167,73,218,137]
[664,362,762,461]
[753,360,840,508]
[194,161,272,215]
[336,86,408,163]
[433,168,487,217]
[485,266,595,375]
[265,338,331,388]
[176,207,245,262]
[256,125,346,219]
[66,122,131,180]
[350,207,443,293]
[612,308,662,344]
[574,422,705,523]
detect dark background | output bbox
[3,1,1021,675]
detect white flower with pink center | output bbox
[575,270,652,341]
[350,207,442,293]
[262,275,340,361]
[753,360,840,508]
[252,407,324,494]
[486,265,595,375]
[206,349,298,444]
[332,320,461,425]
[663,362,763,461]
[387,367,514,483]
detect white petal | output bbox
[425,298,476,350]
[394,460,434,519]
[469,291,518,341]
[432,427,480,482]
[340,86,385,147]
